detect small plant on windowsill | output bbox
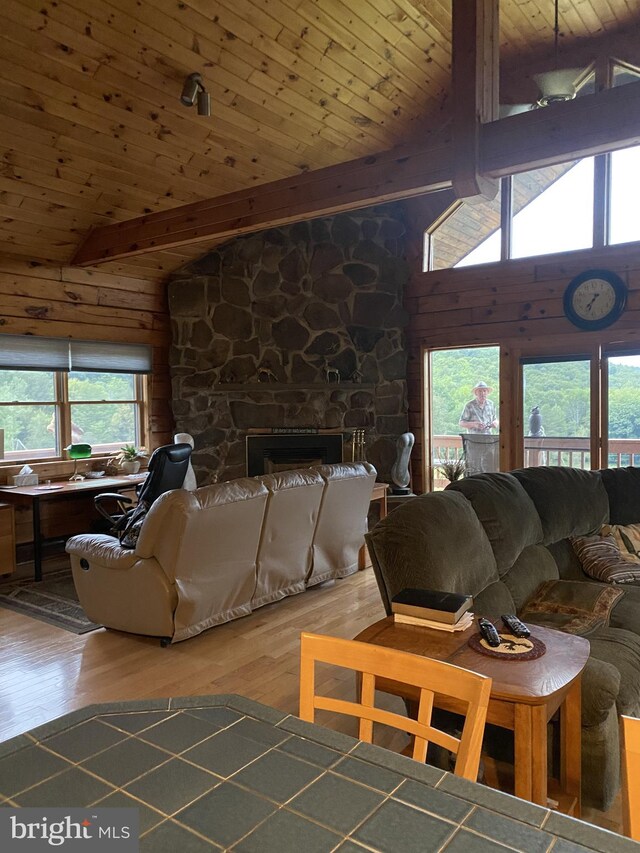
[437,456,467,483]
[114,444,147,474]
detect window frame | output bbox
[0,371,148,465]
[426,57,640,272]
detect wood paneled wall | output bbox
[0,255,173,473]
[0,256,173,554]
[406,241,640,492]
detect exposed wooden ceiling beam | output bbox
[451,0,500,201]
[72,132,454,265]
[73,80,640,267]
[481,81,640,175]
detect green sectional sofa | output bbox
[366,465,640,810]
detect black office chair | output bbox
[95,442,193,537]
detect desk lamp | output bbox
[66,443,92,481]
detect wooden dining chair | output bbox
[299,632,492,781]
[621,714,640,840]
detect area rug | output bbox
[0,569,102,634]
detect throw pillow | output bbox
[603,522,640,560]
[571,529,640,584]
[520,579,624,635]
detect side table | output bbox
[358,482,388,570]
[354,617,589,815]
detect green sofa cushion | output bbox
[580,656,620,727]
[446,473,543,575]
[366,491,499,613]
[511,466,609,544]
[504,545,559,611]
[601,466,640,525]
[589,627,640,718]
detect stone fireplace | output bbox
[168,203,411,485]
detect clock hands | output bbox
[585,292,600,312]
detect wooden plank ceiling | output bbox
[1,0,639,281]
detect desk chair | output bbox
[95,442,192,536]
[461,433,500,475]
[622,715,640,840]
[299,632,491,781]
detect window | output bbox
[0,337,150,462]
[522,357,591,469]
[426,57,640,271]
[427,346,500,489]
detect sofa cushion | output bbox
[580,656,621,727]
[366,491,499,613]
[520,579,624,635]
[511,466,609,544]
[601,466,640,525]
[504,545,559,611]
[589,627,640,717]
[609,584,640,636]
[446,473,543,574]
[570,532,640,584]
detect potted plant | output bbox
[436,456,467,484]
[115,444,147,475]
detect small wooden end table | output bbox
[358,482,388,570]
[355,617,589,815]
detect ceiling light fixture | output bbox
[180,72,211,117]
[535,0,576,107]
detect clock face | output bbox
[571,278,617,321]
[563,269,627,330]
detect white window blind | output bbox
[0,335,152,374]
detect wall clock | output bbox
[563,269,627,330]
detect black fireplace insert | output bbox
[246,433,343,477]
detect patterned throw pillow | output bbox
[570,528,640,584]
[603,523,640,561]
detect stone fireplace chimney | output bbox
[168,205,411,485]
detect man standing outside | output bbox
[459,381,499,434]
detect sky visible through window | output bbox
[455,145,640,267]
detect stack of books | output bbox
[391,588,473,632]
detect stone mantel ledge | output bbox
[208,382,376,392]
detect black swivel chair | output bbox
[95,442,193,536]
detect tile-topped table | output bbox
[0,694,638,852]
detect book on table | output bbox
[391,588,473,624]
[393,611,474,632]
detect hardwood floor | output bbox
[0,560,623,835]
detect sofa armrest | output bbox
[66,534,140,570]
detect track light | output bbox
[180,72,210,116]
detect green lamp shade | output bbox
[65,443,92,459]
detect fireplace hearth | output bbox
[246,433,343,477]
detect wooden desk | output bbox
[358,482,388,570]
[355,617,589,814]
[0,476,145,581]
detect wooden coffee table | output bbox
[354,617,590,815]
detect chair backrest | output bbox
[461,433,500,475]
[622,714,640,840]
[138,442,193,506]
[299,632,491,781]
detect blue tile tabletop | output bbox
[0,694,637,853]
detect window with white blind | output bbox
[0,336,151,462]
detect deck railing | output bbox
[431,435,640,488]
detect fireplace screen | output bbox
[246,434,343,477]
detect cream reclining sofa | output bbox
[66,462,376,643]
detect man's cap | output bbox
[473,381,492,392]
